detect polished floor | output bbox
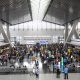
[0,55,80,80]
[0,73,80,80]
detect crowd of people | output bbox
[40,43,80,73]
[0,43,80,79]
[0,46,10,66]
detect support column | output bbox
[66,20,79,42]
[0,21,10,43]
[64,23,68,42]
[74,29,79,39]
[6,23,10,40]
[70,21,79,39]
[0,30,2,34]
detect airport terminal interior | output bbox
[0,0,80,80]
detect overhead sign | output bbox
[39,40,48,44]
[26,41,35,44]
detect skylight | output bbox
[30,0,51,21]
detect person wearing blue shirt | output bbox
[64,65,69,79]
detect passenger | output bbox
[35,67,39,78]
[56,68,61,78]
[64,65,69,80]
[35,60,39,67]
[33,66,36,74]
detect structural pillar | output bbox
[66,20,79,42]
[6,23,10,40]
[0,21,10,43]
[64,23,68,42]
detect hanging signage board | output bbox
[26,41,35,44]
[39,40,48,44]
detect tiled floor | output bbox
[0,73,80,80]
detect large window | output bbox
[10,21,64,30]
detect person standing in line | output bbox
[52,60,54,73]
[64,65,69,80]
[35,66,39,78]
[56,67,61,78]
[35,60,39,67]
[56,61,61,78]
